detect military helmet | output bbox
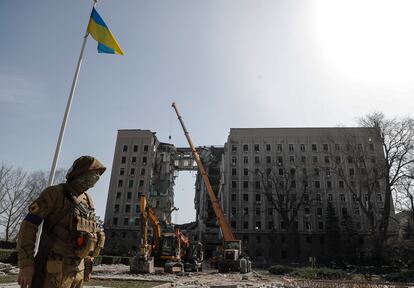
[66,156,106,182]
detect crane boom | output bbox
[172,102,236,241]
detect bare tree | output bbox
[359,113,414,260]
[0,164,14,214]
[255,160,312,260]
[0,168,31,241]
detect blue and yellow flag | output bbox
[87,8,124,55]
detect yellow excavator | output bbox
[130,194,202,273]
[172,102,252,273]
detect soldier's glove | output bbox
[18,265,34,288]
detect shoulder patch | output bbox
[29,202,40,214]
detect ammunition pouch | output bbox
[91,231,105,257]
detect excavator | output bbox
[172,102,252,274]
[130,194,203,273]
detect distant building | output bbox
[104,127,398,262]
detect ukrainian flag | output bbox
[87,8,124,55]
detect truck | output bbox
[172,102,252,274]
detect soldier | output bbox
[17,156,106,288]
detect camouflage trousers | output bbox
[43,269,84,288]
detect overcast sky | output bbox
[1,0,413,224]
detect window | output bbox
[255,181,261,189]
[243,156,249,164]
[124,218,129,226]
[122,231,127,238]
[142,157,147,165]
[318,222,324,230]
[114,204,120,213]
[324,156,330,164]
[231,221,237,229]
[118,180,123,187]
[243,194,249,201]
[231,194,236,201]
[328,194,333,202]
[354,207,360,215]
[304,207,310,215]
[131,156,137,164]
[289,144,294,151]
[243,181,249,189]
[135,205,140,213]
[314,168,320,176]
[341,207,348,217]
[127,192,131,200]
[326,168,331,177]
[121,156,126,164]
[266,155,271,164]
[369,143,374,151]
[135,218,139,226]
[243,144,249,152]
[357,144,363,151]
[371,156,376,163]
[255,221,261,230]
[113,218,118,226]
[312,144,317,151]
[243,168,248,176]
[278,168,284,176]
[143,145,149,152]
[231,207,237,216]
[116,192,121,199]
[266,144,271,151]
[301,156,306,163]
[339,181,344,188]
[120,168,125,176]
[231,181,237,189]
[243,207,249,215]
[300,144,306,152]
[340,194,345,202]
[139,180,144,187]
[312,156,318,163]
[243,221,249,229]
[316,194,321,202]
[277,144,283,152]
[255,208,261,215]
[255,156,260,164]
[277,156,283,165]
[314,181,320,189]
[349,168,355,176]
[125,205,130,213]
[232,145,237,152]
[133,145,138,152]
[377,193,383,202]
[231,156,237,165]
[254,144,260,152]
[232,168,237,176]
[317,207,323,216]
[122,145,128,152]
[289,156,295,163]
[268,208,273,215]
[327,180,332,189]
[323,143,329,151]
[128,180,134,188]
[335,143,341,151]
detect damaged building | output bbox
[104,127,397,263]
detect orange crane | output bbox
[172,102,251,273]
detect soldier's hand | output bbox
[18,265,34,288]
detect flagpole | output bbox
[34,1,97,255]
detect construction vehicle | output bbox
[130,195,158,273]
[184,241,204,272]
[131,194,201,273]
[172,102,252,274]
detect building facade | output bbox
[104,127,397,262]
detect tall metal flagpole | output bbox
[34,1,97,255]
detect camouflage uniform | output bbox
[17,156,106,288]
